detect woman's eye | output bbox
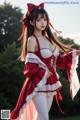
[36,19,40,21]
[36,18,47,21]
[44,18,47,21]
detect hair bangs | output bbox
[34,8,49,21]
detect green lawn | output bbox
[50,116,80,120]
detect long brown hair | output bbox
[19,7,73,61]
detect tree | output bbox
[0,2,80,117]
[0,42,24,109]
[0,2,23,52]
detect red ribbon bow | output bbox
[27,3,44,13]
[18,2,62,41]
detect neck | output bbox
[34,29,43,37]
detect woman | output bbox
[10,3,80,120]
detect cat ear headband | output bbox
[18,3,62,40]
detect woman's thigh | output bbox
[32,93,49,120]
[46,95,54,112]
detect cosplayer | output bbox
[10,2,80,120]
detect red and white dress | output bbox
[10,34,80,120]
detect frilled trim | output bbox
[11,53,62,119]
[69,50,80,99]
[38,81,62,91]
[17,53,50,120]
[17,70,48,120]
[25,53,48,70]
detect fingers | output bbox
[46,71,53,78]
[76,50,80,56]
[49,72,53,75]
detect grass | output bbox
[50,116,80,120]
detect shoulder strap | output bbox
[33,34,40,50]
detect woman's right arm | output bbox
[27,36,37,52]
[24,36,51,78]
[24,36,47,78]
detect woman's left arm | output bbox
[56,50,80,70]
[56,49,80,99]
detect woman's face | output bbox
[35,14,47,31]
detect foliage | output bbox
[49,35,80,117]
[0,1,80,117]
[0,42,24,110]
[50,116,80,120]
[0,1,23,52]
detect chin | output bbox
[40,28,46,31]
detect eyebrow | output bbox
[37,17,47,19]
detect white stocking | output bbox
[46,95,54,112]
[32,93,54,120]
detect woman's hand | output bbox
[76,50,80,56]
[46,71,53,78]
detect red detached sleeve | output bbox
[10,52,50,119]
[24,63,41,78]
[56,51,80,99]
[56,52,72,70]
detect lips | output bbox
[41,26,45,28]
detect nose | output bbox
[41,19,45,25]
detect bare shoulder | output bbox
[27,35,37,52]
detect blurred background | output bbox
[0,0,80,120]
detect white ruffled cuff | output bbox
[69,50,80,100]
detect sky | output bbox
[0,0,80,44]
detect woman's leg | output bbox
[32,94,49,120]
[46,95,54,112]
